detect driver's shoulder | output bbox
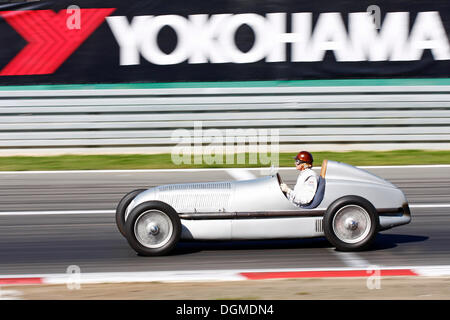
[302,168,318,178]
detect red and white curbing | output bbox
[1,266,450,286]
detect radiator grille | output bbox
[157,182,232,211]
[315,219,323,233]
[158,192,231,210]
[159,182,231,191]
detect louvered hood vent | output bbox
[156,182,232,212]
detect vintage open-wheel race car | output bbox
[116,160,411,256]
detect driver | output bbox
[280,151,318,206]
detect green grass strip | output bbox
[0,78,450,91]
[0,150,449,171]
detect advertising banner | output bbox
[0,0,449,84]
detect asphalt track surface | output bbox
[0,166,449,275]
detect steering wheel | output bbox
[276,172,282,184]
[277,173,287,196]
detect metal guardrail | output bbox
[0,85,449,155]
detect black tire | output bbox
[115,189,146,237]
[323,196,379,251]
[124,201,181,256]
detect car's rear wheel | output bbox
[324,196,379,251]
[124,201,181,256]
[115,189,147,237]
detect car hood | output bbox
[127,175,297,215]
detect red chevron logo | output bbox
[0,8,115,76]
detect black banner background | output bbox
[0,0,449,85]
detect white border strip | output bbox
[1,266,450,285]
[0,164,449,174]
[0,210,114,216]
[409,204,450,208]
[0,204,448,216]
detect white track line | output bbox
[409,204,450,208]
[0,210,114,216]
[0,169,237,174]
[0,203,447,216]
[412,265,450,277]
[43,270,248,284]
[0,164,449,175]
[359,164,450,169]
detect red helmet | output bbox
[294,151,313,165]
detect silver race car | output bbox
[116,160,411,256]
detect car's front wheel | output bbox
[124,201,181,256]
[323,196,379,251]
[115,189,147,237]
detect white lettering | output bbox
[407,11,450,60]
[140,15,190,65]
[107,11,450,65]
[350,12,410,61]
[308,12,352,61]
[219,13,267,63]
[188,14,231,63]
[106,16,150,65]
[266,12,312,62]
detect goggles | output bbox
[295,159,308,165]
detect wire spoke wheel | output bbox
[332,205,371,244]
[324,196,379,251]
[125,201,181,256]
[134,210,174,249]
